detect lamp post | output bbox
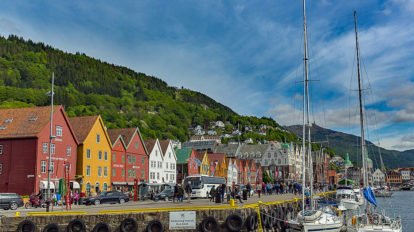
[46,73,55,212]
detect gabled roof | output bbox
[0,106,79,144]
[207,153,227,164]
[145,139,157,153]
[107,128,135,146]
[214,143,241,157]
[69,116,99,143]
[195,151,207,162]
[159,140,171,154]
[175,147,193,164]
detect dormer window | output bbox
[96,134,100,143]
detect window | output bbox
[155,150,158,156]
[0,163,2,174]
[171,174,174,181]
[86,166,91,176]
[50,162,54,173]
[0,145,3,155]
[104,151,108,161]
[87,149,91,159]
[56,126,63,137]
[112,168,116,177]
[170,163,173,170]
[66,146,72,156]
[103,183,108,191]
[98,167,102,177]
[150,172,155,179]
[121,169,125,177]
[169,152,171,158]
[141,170,145,178]
[104,167,108,177]
[98,151,102,160]
[42,143,48,154]
[141,157,145,165]
[166,174,168,180]
[157,172,160,180]
[41,161,46,173]
[135,142,139,149]
[50,144,55,154]
[166,162,169,170]
[122,155,125,163]
[96,134,100,143]
[158,161,162,168]
[268,153,271,158]
[86,183,91,193]
[112,153,116,162]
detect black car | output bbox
[153,189,175,201]
[84,191,129,205]
[0,193,24,210]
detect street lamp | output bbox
[46,73,55,212]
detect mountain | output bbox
[286,124,414,168]
[0,35,297,143]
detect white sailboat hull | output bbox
[356,226,401,232]
[288,210,343,232]
[340,199,360,210]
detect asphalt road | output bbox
[1,193,301,217]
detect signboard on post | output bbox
[169,211,196,230]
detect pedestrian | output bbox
[233,188,243,203]
[209,186,216,202]
[185,181,192,203]
[246,183,252,198]
[257,187,261,198]
[221,183,226,203]
[73,191,79,205]
[178,185,184,202]
[173,185,178,203]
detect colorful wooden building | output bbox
[69,116,112,194]
[175,147,199,184]
[0,106,78,195]
[195,151,210,176]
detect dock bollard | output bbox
[229,199,235,206]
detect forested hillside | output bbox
[0,35,296,142]
[286,124,414,168]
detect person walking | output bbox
[177,184,184,202]
[173,185,178,203]
[209,186,216,202]
[185,181,192,203]
[221,183,226,203]
[246,183,252,198]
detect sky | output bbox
[0,0,413,151]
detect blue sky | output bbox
[0,0,413,151]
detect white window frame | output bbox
[0,145,3,155]
[66,146,71,156]
[87,149,91,159]
[41,161,46,173]
[96,134,100,143]
[104,151,108,161]
[0,163,2,174]
[56,126,63,137]
[86,165,91,176]
[98,151,102,160]
[50,161,54,173]
[50,143,55,155]
[98,166,102,177]
[42,143,48,154]
[104,167,108,177]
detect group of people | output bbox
[171,181,193,203]
[261,181,303,195]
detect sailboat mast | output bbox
[354,11,368,189]
[302,0,310,213]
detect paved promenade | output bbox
[3,193,302,217]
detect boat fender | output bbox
[120,218,138,232]
[17,220,36,232]
[225,214,244,232]
[43,223,59,232]
[67,219,86,232]
[286,205,294,220]
[244,214,256,231]
[199,216,218,232]
[146,220,163,232]
[271,209,278,228]
[92,222,111,232]
[351,216,357,225]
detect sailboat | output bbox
[350,11,402,232]
[337,153,364,210]
[374,144,393,197]
[286,1,342,231]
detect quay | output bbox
[0,192,335,232]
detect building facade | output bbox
[175,147,199,184]
[69,116,112,194]
[0,106,78,195]
[159,140,177,184]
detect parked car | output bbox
[0,193,24,210]
[153,188,175,201]
[84,191,129,205]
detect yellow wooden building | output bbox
[196,151,210,176]
[69,115,112,194]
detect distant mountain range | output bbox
[286,124,414,169]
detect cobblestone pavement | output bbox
[2,193,302,217]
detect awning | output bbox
[112,182,127,185]
[39,181,55,189]
[70,181,80,189]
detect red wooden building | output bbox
[107,128,148,189]
[0,106,78,195]
[175,147,199,184]
[107,130,127,190]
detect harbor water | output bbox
[376,191,414,231]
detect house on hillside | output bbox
[160,140,177,184]
[107,128,148,189]
[175,147,199,184]
[145,139,164,183]
[0,106,79,195]
[70,116,112,194]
